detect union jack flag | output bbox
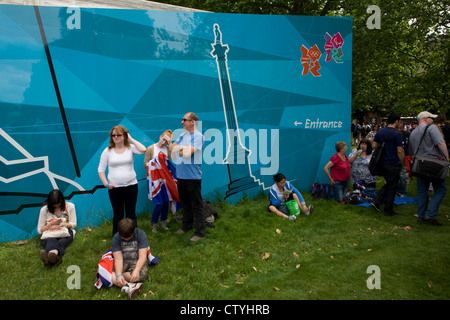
[147,152,181,214]
[94,246,158,289]
[95,248,113,289]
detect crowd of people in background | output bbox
[337,112,449,222]
[352,114,450,152]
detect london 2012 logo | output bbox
[300,32,345,77]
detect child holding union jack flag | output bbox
[145,130,180,233]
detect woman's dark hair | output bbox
[46,189,66,214]
[359,138,373,155]
[273,173,286,183]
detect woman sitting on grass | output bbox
[37,189,77,268]
[268,173,313,221]
[348,138,377,190]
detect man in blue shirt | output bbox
[172,112,205,242]
[370,113,405,216]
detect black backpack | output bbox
[344,191,364,205]
[203,199,219,228]
[369,127,395,176]
[311,183,331,200]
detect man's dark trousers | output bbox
[375,165,401,215]
[178,179,205,237]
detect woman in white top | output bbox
[98,125,146,236]
[37,189,77,268]
[144,130,174,233]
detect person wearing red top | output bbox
[324,141,351,202]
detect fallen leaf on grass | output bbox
[403,226,411,231]
[262,252,270,260]
[276,229,282,234]
[253,267,258,272]
[274,287,280,291]
[296,264,301,269]
[367,249,372,252]
[11,240,28,245]
[330,255,334,259]
[293,252,299,258]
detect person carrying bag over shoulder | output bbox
[409,111,449,226]
[368,127,395,176]
[410,124,449,182]
[369,113,405,216]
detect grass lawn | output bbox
[0,176,448,301]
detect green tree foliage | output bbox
[152,0,449,117]
[349,0,449,118]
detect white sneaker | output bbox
[121,282,142,299]
[160,221,169,230]
[306,204,314,216]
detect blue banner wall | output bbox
[0,4,352,242]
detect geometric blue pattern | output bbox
[0,4,352,242]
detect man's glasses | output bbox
[111,134,124,137]
[182,118,192,122]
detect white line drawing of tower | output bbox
[210,23,263,199]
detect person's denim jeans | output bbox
[332,181,348,202]
[151,201,169,224]
[416,177,447,220]
[396,167,409,195]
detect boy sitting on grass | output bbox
[268,173,314,221]
[111,218,149,299]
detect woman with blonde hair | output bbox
[98,125,146,236]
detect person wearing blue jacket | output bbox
[268,173,313,220]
